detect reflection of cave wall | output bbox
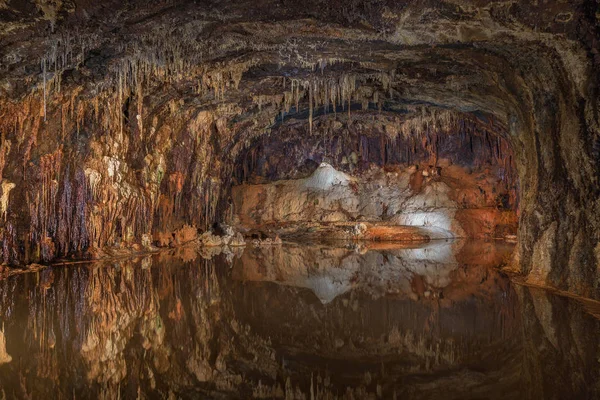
[0,250,524,398]
[516,286,600,399]
[0,251,598,399]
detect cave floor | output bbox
[0,240,598,399]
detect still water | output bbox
[0,241,598,399]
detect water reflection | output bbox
[0,241,598,399]
[233,241,513,303]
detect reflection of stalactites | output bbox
[78,263,162,387]
[0,323,12,365]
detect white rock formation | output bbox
[303,162,352,189]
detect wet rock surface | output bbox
[0,241,598,399]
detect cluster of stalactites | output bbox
[0,33,252,262]
[270,71,395,134]
[235,108,515,192]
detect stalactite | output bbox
[22,110,42,170]
[0,140,12,184]
[0,323,11,365]
[2,222,18,265]
[0,181,15,221]
[42,58,47,121]
[309,82,313,135]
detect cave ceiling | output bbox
[1,0,596,142]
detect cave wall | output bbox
[504,46,600,298]
[0,0,598,297]
[234,113,517,185]
[0,96,231,263]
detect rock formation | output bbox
[233,160,517,241]
[0,0,598,298]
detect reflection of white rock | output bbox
[305,275,353,304]
[399,240,456,263]
[303,163,352,189]
[234,241,468,303]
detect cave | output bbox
[0,0,599,398]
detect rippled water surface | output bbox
[0,240,599,399]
